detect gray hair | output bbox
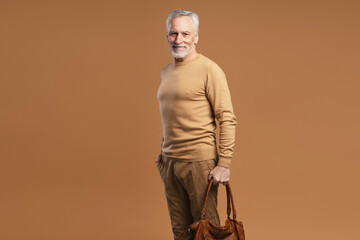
[166,9,199,34]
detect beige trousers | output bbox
[157,154,220,240]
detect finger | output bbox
[155,154,162,163]
[222,181,229,186]
[213,177,220,185]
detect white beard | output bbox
[169,43,195,59]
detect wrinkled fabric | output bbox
[157,154,220,240]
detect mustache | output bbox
[172,44,187,47]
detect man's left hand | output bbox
[209,166,230,185]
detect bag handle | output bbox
[226,181,237,220]
[200,179,238,221]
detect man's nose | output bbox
[175,34,183,44]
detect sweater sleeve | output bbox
[205,62,237,168]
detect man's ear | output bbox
[195,33,199,44]
[166,34,170,43]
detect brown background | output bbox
[0,0,359,239]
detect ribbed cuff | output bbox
[217,157,231,168]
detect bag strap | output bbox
[200,179,238,221]
[226,181,237,221]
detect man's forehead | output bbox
[169,16,195,32]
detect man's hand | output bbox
[209,166,230,185]
[155,153,162,163]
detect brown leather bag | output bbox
[180,179,245,240]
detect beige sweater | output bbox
[157,54,237,168]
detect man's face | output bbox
[167,16,199,60]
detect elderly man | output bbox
[156,9,237,240]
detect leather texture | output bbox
[180,179,245,240]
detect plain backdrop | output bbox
[0,0,359,239]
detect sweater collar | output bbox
[174,53,203,66]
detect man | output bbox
[155,9,237,240]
